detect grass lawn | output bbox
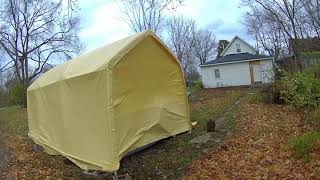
[0,88,247,179]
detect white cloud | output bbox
[79,1,131,51]
[163,0,249,40]
[78,0,252,52]
[171,0,244,25]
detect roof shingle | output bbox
[203,53,272,66]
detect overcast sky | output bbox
[78,0,251,52]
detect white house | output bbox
[201,36,274,88]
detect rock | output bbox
[189,133,214,144]
[265,156,272,163]
[81,171,133,180]
[238,160,246,166]
[285,159,290,165]
[214,138,222,143]
[202,149,209,153]
[221,144,229,151]
[32,144,43,152]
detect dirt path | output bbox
[0,131,10,180]
[186,101,320,179]
[189,94,246,145]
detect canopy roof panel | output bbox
[28,31,149,91]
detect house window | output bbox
[214,69,220,78]
[236,44,241,52]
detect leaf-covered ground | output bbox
[0,88,246,179]
[186,99,320,179]
[0,107,81,180]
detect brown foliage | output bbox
[186,102,320,179]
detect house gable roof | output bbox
[220,36,257,56]
[201,53,272,66]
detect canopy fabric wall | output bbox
[27,30,191,172]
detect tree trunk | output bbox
[21,83,28,108]
[21,93,27,107]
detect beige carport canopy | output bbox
[27,30,191,172]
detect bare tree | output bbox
[303,0,320,36]
[67,0,80,15]
[118,0,183,33]
[242,9,287,61]
[185,61,200,82]
[0,0,83,106]
[166,16,196,71]
[0,71,5,89]
[193,29,217,65]
[241,0,320,71]
[217,40,229,57]
[242,0,306,56]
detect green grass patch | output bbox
[191,91,242,130]
[0,106,28,139]
[187,81,204,95]
[290,132,320,162]
[248,91,264,104]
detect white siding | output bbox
[201,62,251,88]
[201,59,274,88]
[222,38,256,56]
[260,59,274,83]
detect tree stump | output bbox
[207,119,216,132]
